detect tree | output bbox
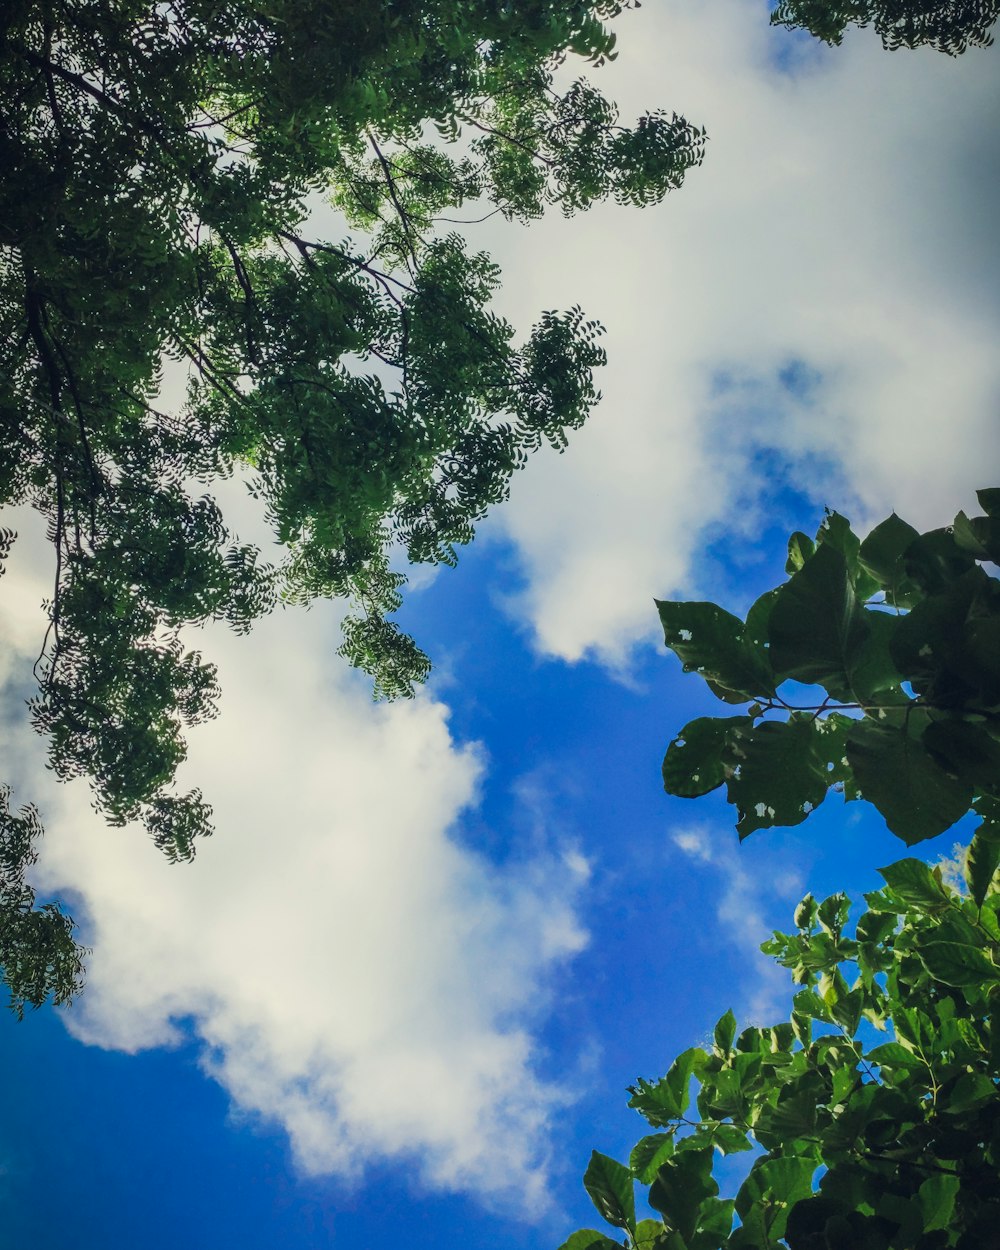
[770,0,998,53]
[559,856,1000,1250]
[0,0,705,871]
[657,489,1000,874]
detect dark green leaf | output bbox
[847,720,973,844]
[786,531,815,574]
[655,601,774,702]
[735,1156,817,1243]
[768,544,870,697]
[648,1150,718,1244]
[876,859,949,911]
[858,512,922,605]
[966,828,1000,907]
[557,1230,622,1250]
[977,487,1000,517]
[630,1135,675,1184]
[663,717,750,799]
[583,1151,636,1235]
[846,610,905,702]
[923,718,1000,790]
[628,1049,704,1125]
[918,1174,959,1233]
[713,1009,737,1056]
[724,717,833,838]
[917,941,1000,988]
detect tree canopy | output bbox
[657,490,1000,874]
[770,0,998,53]
[0,0,705,870]
[560,855,1000,1250]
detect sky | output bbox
[1,1,999,1246]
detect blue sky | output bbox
[1,2,999,1247]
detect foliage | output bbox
[560,857,1000,1250]
[770,0,998,53]
[0,786,85,1017]
[657,490,1000,867]
[0,0,705,859]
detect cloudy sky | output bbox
[1,1,998,1246]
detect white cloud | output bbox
[476,0,1000,663]
[671,823,803,1019]
[0,521,587,1207]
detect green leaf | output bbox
[711,1124,751,1155]
[630,1135,675,1184]
[918,1173,959,1233]
[966,828,1000,907]
[735,1156,816,1244]
[793,893,818,930]
[977,487,1000,517]
[876,859,950,911]
[786,531,814,574]
[655,601,774,702]
[817,511,880,600]
[648,1150,718,1245]
[903,527,977,595]
[724,717,834,839]
[583,1151,636,1236]
[628,1049,705,1125]
[768,543,870,697]
[633,1219,667,1250]
[557,1230,622,1250]
[713,1009,737,1056]
[662,717,750,799]
[858,512,921,604]
[846,720,973,844]
[846,610,905,702]
[923,718,1000,791]
[689,1198,735,1249]
[917,941,1000,988]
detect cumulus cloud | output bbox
[671,824,804,1019]
[0,522,588,1207]
[477,0,1000,663]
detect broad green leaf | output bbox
[846,720,973,844]
[977,487,1000,517]
[630,1134,675,1184]
[662,717,750,798]
[923,718,1000,791]
[628,1049,705,1125]
[633,1218,667,1249]
[713,1009,737,1056]
[876,859,950,911]
[917,941,1000,988]
[655,600,774,702]
[557,1230,622,1250]
[768,543,870,697]
[785,531,814,574]
[689,1198,735,1250]
[941,1071,996,1113]
[966,828,1000,906]
[816,511,880,600]
[793,893,817,930]
[846,609,905,703]
[902,527,977,596]
[918,1174,960,1233]
[710,1124,752,1155]
[583,1151,636,1235]
[723,717,833,839]
[735,1156,816,1244]
[816,893,850,936]
[867,1042,925,1072]
[858,512,921,604]
[648,1150,718,1245]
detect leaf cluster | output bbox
[0,0,703,856]
[769,0,997,52]
[560,856,1000,1250]
[0,786,85,1018]
[658,492,1000,859]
